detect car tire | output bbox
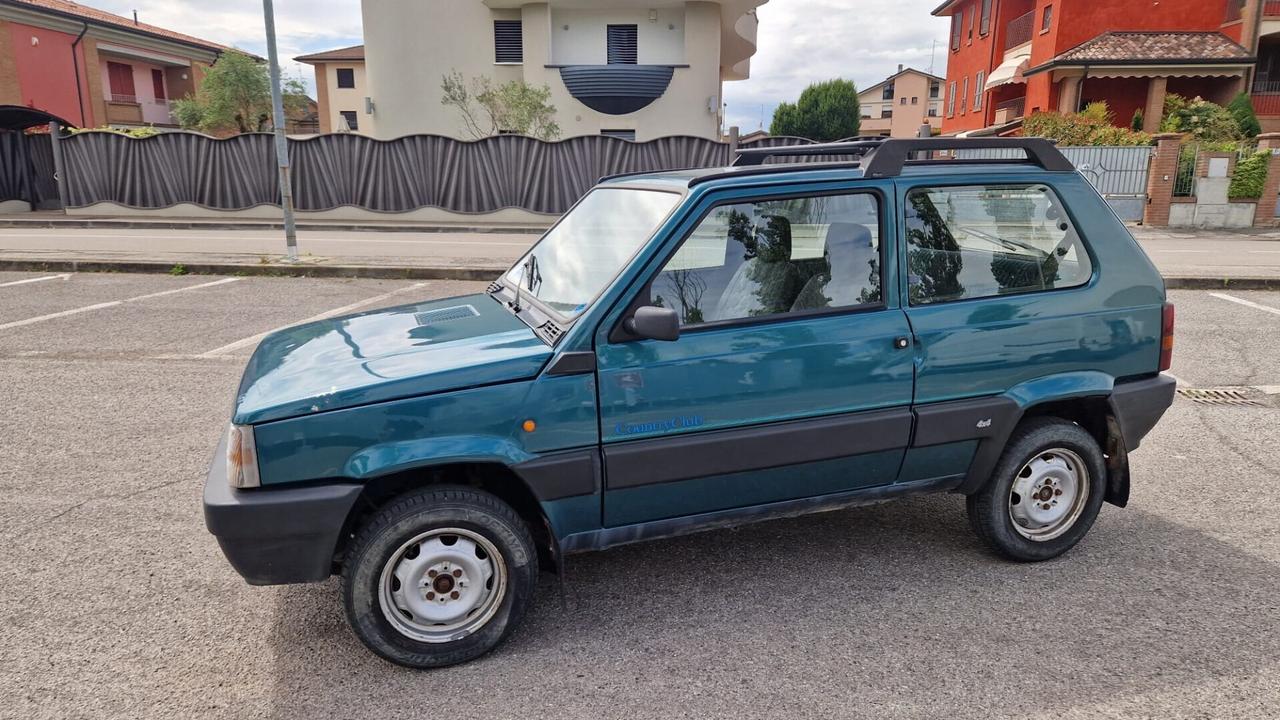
[966,417,1107,562]
[341,486,538,669]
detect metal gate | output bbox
[957,145,1152,222]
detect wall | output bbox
[859,73,944,137]
[6,20,93,126]
[550,7,686,65]
[362,0,726,140]
[939,0,1004,133]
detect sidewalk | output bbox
[0,220,1277,288]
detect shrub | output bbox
[69,126,162,138]
[1160,94,1242,142]
[1228,92,1262,139]
[1021,102,1152,146]
[1229,150,1269,199]
[1131,108,1144,132]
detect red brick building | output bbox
[932,0,1265,135]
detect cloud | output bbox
[88,0,948,126]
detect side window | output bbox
[904,184,1092,306]
[653,193,883,327]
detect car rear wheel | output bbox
[966,417,1107,562]
[342,486,538,668]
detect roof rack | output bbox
[732,140,884,167]
[730,137,1074,177]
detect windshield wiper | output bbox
[507,254,541,314]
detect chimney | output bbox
[133,10,139,25]
[898,64,904,73]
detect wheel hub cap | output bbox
[378,528,507,643]
[1009,449,1089,542]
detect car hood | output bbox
[233,294,551,425]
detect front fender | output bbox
[343,435,536,479]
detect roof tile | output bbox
[12,0,230,52]
[1052,31,1252,64]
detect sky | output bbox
[91,0,952,133]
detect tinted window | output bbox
[336,68,356,89]
[494,20,523,63]
[653,193,882,327]
[905,185,1092,306]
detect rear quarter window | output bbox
[904,184,1092,305]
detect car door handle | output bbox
[893,337,911,350]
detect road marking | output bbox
[195,282,429,358]
[0,232,534,248]
[0,273,70,287]
[0,277,242,331]
[1208,292,1280,317]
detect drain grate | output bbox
[1177,387,1267,407]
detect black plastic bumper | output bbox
[1110,374,1178,451]
[203,434,363,586]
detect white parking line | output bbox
[1208,292,1280,317]
[0,274,70,287]
[195,282,430,358]
[0,277,242,331]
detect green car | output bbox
[205,138,1176,668]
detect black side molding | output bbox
[513,448,601,501]
[604,408,913,490]
[545,351,597,377]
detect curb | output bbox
[1,259,1276,289]
[0,259,504,282]
[0,219,548,234]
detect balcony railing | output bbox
[1253,93,1280,116]
[1005,11,1034,50]
[108,93,138,104]
[994,96,1026,123]
[1264,0,1280,17]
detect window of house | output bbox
[930,82,941,99]
[151,69,166,101]
[951,12,962,50]
[912,96,919,105]
[336,68,356,89]
[968,4,975,42]
[960,77,968,114]
[494,20,523,63]
[1225,0,1246,22]
[339,110,359,131]
[601,129,637,141]
[882,108,893,118]
[883,83,895,100]
[980,0,992,35]
[900,97,908,105]
[904,184,1092,306]
[974,72,985,110]
[928,107,939,117]
[947,82,957,116]
[107,62,136,102]
[608,24,639,64]
[1041,5,1053,33]
[652,192,884,327]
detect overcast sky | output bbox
[93,0,952,133]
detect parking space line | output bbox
[0,273,70,288]
[0,277,242,331]
[1208,292,1280,317]
[196,282,430,358]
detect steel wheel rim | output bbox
[1008,448,1089,542]
[378,527,507,644]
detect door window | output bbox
[652,193,883,326]
[904,184,1092,305]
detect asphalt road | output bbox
[2,272,1278,719]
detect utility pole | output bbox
[262,0,299,262]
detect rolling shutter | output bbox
[494,20,523,63]
[607,25,638,65]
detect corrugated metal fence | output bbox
[1,131,1154,220]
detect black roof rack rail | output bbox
[687,161,867,188]
[732,140,885,166]
[861,137,1074,178]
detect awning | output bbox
[986,48,1032,91]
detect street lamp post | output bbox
[262,0,299,263]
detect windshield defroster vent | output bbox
[415,304,480,327]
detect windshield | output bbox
[504,188,681,318]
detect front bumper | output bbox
[203,434,363,586]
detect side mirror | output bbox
[624,306,680,342]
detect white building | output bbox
[360,0,767,140]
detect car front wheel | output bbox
[342,486,538,668]
[966,417,1107,562]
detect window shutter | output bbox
[494,20,523,63]
[980,0,992,35]
[607,25,639,65]
[951,13,961,50]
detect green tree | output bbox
[172,50,308,134]
[769,79,861,141]
[1228,92,1262,139]
[441,71,560,140]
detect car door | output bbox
[594,183,916,527]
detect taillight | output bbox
[1159,303,1175,372]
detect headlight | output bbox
[226,424,261,489]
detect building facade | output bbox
[858,66,945,137]
[933,0,1264,135]
[0,0,226,129]
[295,45,368,134]
[360,0,767,140]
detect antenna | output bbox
[929,39,937,75]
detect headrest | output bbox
[755,215,793,258]
[825,223,873,250]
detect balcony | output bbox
[1005,11,1034,50]
[993,96,1026,124]
[1253,77,1280,115]
[556,65,677,115]
[1265,1,1280,18]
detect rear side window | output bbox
[904,184,1092,306]
[653,192,883,327]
